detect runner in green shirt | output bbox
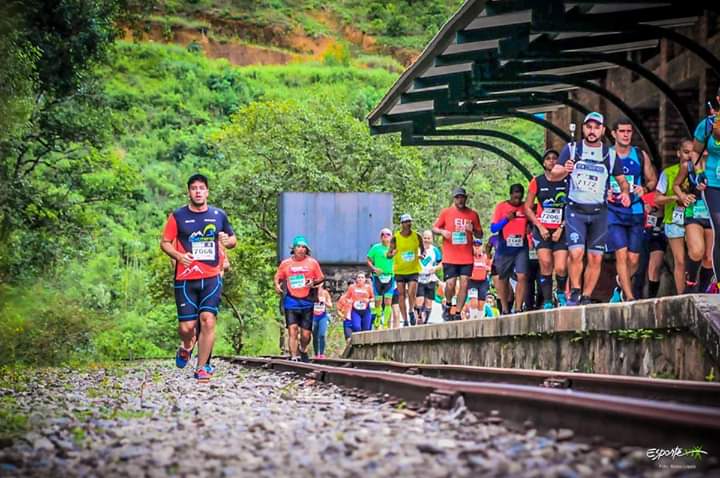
[367,228,395,329]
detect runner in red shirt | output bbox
[490,184,529,314]
[161,174,236,382]
[432,187,482,321]
[340,272,375,332]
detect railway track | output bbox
[230,356,720,456]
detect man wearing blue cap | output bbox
[274,235,325,361]
[551,112,631,305]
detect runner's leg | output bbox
[196,311,216,369]
[648,250,664,298]
[397,281,408,324]
[668,236,686,294]
[706,188,720,279]
[456,275,470,317]
[407,280,418,324]
[685,224,705,289]
[288,323,300,358]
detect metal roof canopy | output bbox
[368,1,720,174]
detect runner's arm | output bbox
[387,236,398,258]
[523,180,541,228]
[472,213,483,239]
[672,160,694,205]
[550,146,571,181]
[654,171,678,206]
[641,150,658,192]
[367,256,380,274]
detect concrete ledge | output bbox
[349,295,720,381]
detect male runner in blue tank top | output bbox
[607,118,657,302]
[161,174,237,382]
[551,112,630,305]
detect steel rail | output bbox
[231,357,720,455]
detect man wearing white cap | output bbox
[432,187,483,320]
[388,213,425,326]
[551,112,631,305]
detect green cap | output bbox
[291,235,310,251]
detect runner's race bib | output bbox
[451,231,468,245]
[378,274,392,284]
[694,200,710,219]
[672,207,685,225]
[646,214,658,228]
[468,288,479,299]
[401,251,416,262]
[418,274,430,284]
[289,274,306,290]
[191,241,216,261]
[539,207,563,225]
[506,235,524,248]
[353,300,367,310]
[313,302,326,316]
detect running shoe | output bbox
[203,363,215,376]
[609,287,623,303]
[403,320,409,327]
[556,292,567,307]
[580,296,593,306]
[290,356,301,362]
[316,354,326,359]
[194,368,211,382]
[543,301,554,310]
[409,311,416,326]
[567,289,582,306]
[175,347,192,369]
[299,350,310,363]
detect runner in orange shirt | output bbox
[274,236,325,362]
[340,272,375,332]
[432,187,483,321]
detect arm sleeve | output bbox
[162,214,178,242]
[490,204,507,233]
[656,171,668,194]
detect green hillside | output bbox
[0,1,543,364]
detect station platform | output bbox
[349,295,720,381]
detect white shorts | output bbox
[664,223,685,239]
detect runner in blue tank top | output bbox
[607,118,657,302]
[691,87,720,287]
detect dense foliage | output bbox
[1,2,543,365]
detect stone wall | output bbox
[349,295,720,381]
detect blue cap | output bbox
[583,112,604,125]
[291,235,310,251]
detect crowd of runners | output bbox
[162,95,720,372]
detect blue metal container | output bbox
[278,192,393,265]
